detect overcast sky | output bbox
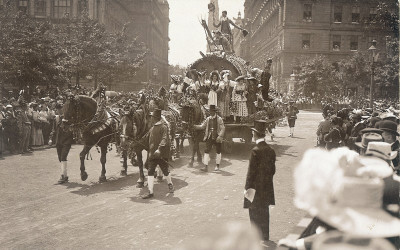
[169,0,244,66]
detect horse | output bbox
[180,94,208,166]
[119,105,152,187]
[62,95,118,182]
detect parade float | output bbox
[184,3,283,152]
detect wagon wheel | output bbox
[223,135,234,154]
[243,128,253,144]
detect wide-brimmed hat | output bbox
[251,120,267,135]
[313,231,396,250]
[5,104,12,108]
[359,127,383,135]
[378,120,399,136]
[365,141,398,161]
[380,112,397,120]
[209,105,217,112]
[295,148,400,238]
[355,133,383,148]
[235,75,246,82]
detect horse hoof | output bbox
[99,176,107,183]
[81,171,88,181]
[120,170,127,176]
[136,182,144,188]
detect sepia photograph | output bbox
[0,0,399,249]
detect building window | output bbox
[350,36,358,51]
[334,5,342,23]
[369,7,377,22]
[53,0,71,19]
[19,0,28,13]
[78,0,87,15]
[332,35,341,51]
[302,34,310,49]
[352,6,360,23]
[303,4,312,22]
[35,0,46,16]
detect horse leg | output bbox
[174,137,180,158]
[120,149,128,176]
[179,133,185,151]
[99,144,107,183]
[136,150,145,188]
[196,140,202,163]
[79,145,91,181]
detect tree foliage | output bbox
[0,7,147,93]
[295,55,339,97]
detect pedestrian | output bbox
[17,101,32,154]
[316,113,331,148]
[244,120,276,243]
[49,103,74,184]
[3,104,19,154]
[324,116,345,150]
[377,120,400,171]
[0,102,5,155]
[286,101,299,137]
[194,105,225,172]
[31,103,44,146]
[141,108,174,199]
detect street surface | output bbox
[0,111,321,250]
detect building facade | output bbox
[241,0,394,95]
[2,0,170,91]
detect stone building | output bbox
[2,0,170,91]
[241,0,394,95]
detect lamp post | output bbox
[368,39,377,110]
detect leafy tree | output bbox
[295,55,339,97]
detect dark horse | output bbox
[180,95,207,166]
[63,95,117,182]
[119,107,151,188]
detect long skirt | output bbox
[31,125,44,146]
[231,101,248,117]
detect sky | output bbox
[168,0,244,67]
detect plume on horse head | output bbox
[62,95,97,125]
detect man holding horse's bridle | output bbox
[142,108,174,199]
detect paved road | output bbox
[0,111,321,250]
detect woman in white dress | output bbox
[231,75,248,123]
[208,71,220,107]
[217,70,236,120]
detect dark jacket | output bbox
[244,141,276,209]
[50,115,74,145]
[147,120,170,159]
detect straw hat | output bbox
[365,141,398,161]
[313,231,396,250]
[294,148,400,238]
[354,133,383,148]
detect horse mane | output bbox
[63,95,97,124]
[132,109,149,139]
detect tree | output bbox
[0,10,69,94]
[168,64,186,77]
[295,55,339,97]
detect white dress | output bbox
[208,80,219,106]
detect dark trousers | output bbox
[56,144,71,162]
[205,139,221,154]
[249,206,270,241]
[148,158,170,176]
[20,125,31,153]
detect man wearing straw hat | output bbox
[244,120,276,243]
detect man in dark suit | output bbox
[244,120,276,242]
